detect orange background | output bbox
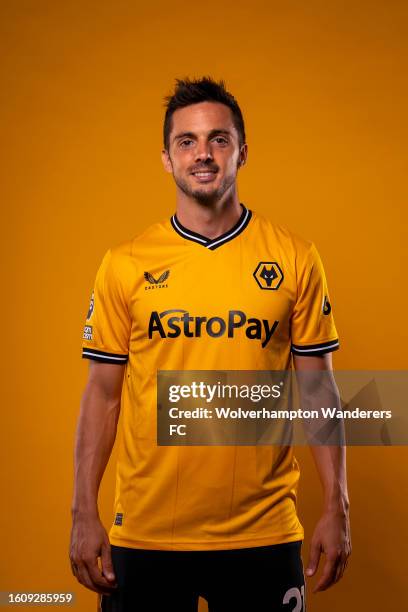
[1,1,407,610]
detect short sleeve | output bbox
[81,249,131,364]
[290,242,339,357]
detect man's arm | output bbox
[69,360,125,595]
[293,353,352,593]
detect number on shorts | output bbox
[282,585,305,611]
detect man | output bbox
[70,77,351,611]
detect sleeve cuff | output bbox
[82,347,128,364]
[291,338,339,356]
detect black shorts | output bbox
[100,540,306,611]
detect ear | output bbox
[238,143,248,168]
[161,149,173,174]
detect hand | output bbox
[305,507,351,592]
[69,514,118,595]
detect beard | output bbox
[172,168,237,206]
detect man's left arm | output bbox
[293,352,352,593]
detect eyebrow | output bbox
[173,129,232,143]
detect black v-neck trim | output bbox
[170,203,252,250]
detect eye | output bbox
[214,137,228,145]
[180,139,193,147]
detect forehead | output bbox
[170,102,236,137]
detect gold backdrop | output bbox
[1,1,407,610]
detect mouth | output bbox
[191,170,218,183]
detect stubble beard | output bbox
[172,169,237,207]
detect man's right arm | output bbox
[69,360,125,595]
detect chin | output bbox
[192,191,220,206]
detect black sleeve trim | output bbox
[82,347,128,364]
[291,338,339,356]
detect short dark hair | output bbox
[163,76,246,151]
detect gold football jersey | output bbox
[81,204,339,550]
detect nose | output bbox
[195,140,213,162]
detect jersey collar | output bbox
[170,203,252,250]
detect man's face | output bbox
[161,101,247,206]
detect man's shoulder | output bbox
[251,209,314,257]
[109,217,171,260]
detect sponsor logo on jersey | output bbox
[144,270,170,290]
[83,325,93,340]
[114,512,123,526]
[148,309,279,348]
[323,295,331,315]
[86,291,94,320]
[253,262,283,290]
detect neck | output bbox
[175,189,242,240]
